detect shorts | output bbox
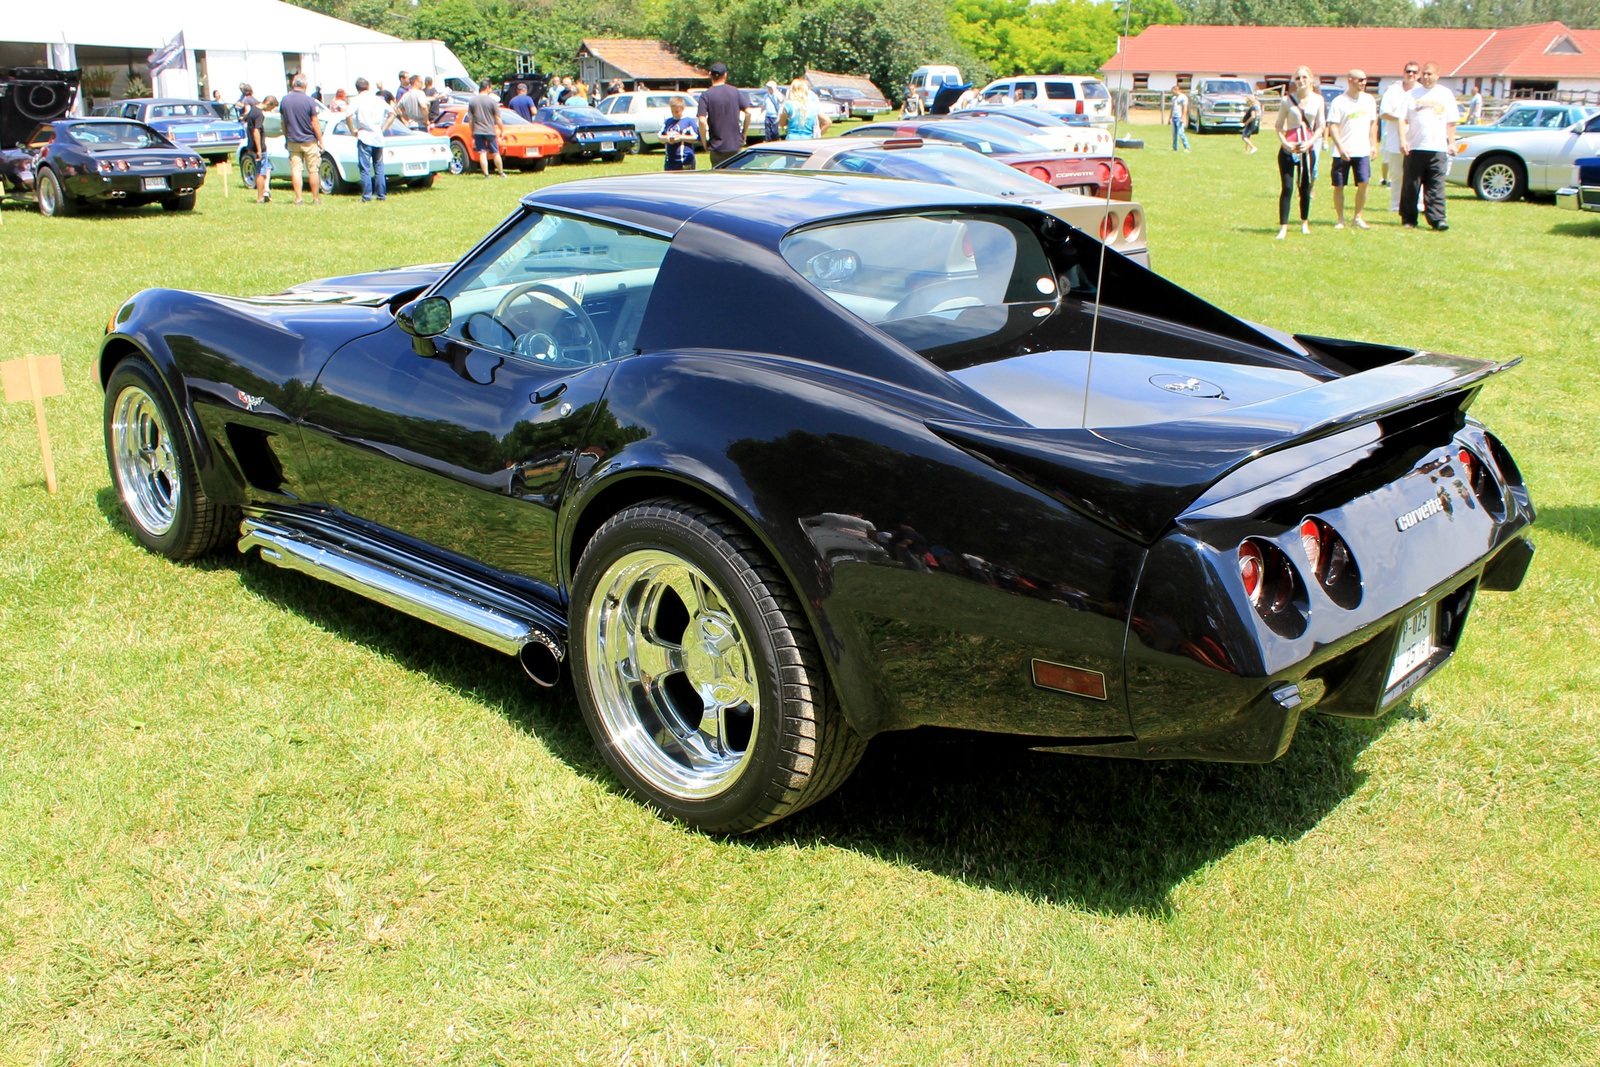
[474,133,500,155]
[1331,155,1371,187]
[287,140,320,181]
[1242,119,1259,136]
[250,151,272,175]
[664,157,696,171]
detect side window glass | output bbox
[1502,110,1533,127]
[1046,82,1076,100]
[1014,83,1038,101]
[29,126,55,149]
[1587,114,1600,133]
[123,104,139,118]
[439,211,670,366]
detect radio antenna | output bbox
[1082,0,1136,428]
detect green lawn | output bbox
[2,135,1597,1065]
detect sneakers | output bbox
[1433,222,1449,231]
[1354,218,1370,229]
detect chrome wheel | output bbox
[585,549,760,800]
[1477,161,1518,201]
[110,384,180,535]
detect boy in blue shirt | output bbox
[660,97,699,171]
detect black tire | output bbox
[162,192,196,212]
[36,167,77,217]
[319,156,352,195]
[1472,154,1527,202]
[529,155,548,172]
[601,149,626,162]
[571,499,866,833]
[449,140,469,175]
[104,358,238,560]
[238,152,258,186]
[407,173,435,189]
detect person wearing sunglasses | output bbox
[1275,66,1325,238]
[1398,61,1460,230]
[1380,63,1422,213]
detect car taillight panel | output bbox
[1238,538,1307,637]
[1121,208,1141,241]
[1029,166,1051,182]
[1099,211,1119,240]
[1113,159,1129,184]
[1298,517,1362,609]
[1455,444,1505,519]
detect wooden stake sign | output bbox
[217,160,229,198]
[2,353,65,493]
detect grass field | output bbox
[2,132,1598,1065]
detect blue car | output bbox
[92,99,245,161]
[533,106,638,162]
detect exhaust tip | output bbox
[519,631,564,688]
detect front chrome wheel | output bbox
[110,384,181,535]
[585,549,760,800]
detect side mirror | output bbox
[397,295,451,337]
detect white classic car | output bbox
[1448,109,1600,201]
[236,106,451,194]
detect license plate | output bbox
[402,161,426,175]
[1386,602,1438,690]
[141,177,168,191]
[600,141,614,152]
[200,133,218,142]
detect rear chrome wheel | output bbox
[571,499,866,832]
[1473,156,1526,202]
[37,167,76,217]
[104,358,237,559]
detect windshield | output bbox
[543,107,606,124]
[66,123,169,149]
[438,210,670,364]
[149,103,215,119]
[821,145,1051,197]
[1203,81,1250,95]
[781,213,1059,361]
[498,108,531,126]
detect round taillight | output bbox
[1096,161,1111,184]
[1100,211,1119,240]
[1029,166,1051,182]
[1457,443,1505,519]
[1299,519,1322,577]
[1458,447,1474,473]
[1113,159,1129,184]
[1238,542,1264,606]
[1121,208,1141,241]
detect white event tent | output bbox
[4,0,472,110]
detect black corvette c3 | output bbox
[2,117,207,216]
[98,173,1535,833]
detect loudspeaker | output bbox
[0,67,81,149]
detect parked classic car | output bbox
[1557,155,1600,213]
[845,118,1132,199]
[3,118,206,215]
[817,85,890,119]
[716,136,1148,265]
[533,105,639,161]
[1448,110,1600,201]
[1457,101,1598,138]
[593,89,686,148]
[428,102,563,172]
[237,104,450,194]
[1186,79,1255,132]
[946,106,1113,155]
[91,98,246,161]
[99,173,1534,833]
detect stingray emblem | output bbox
[237,391,266,412]
[1150,374,1226,399]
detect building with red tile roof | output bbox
[1099,22,1600,100]
[575,39,710,91]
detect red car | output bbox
[844,118,1132,200]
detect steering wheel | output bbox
[493,282,605,366]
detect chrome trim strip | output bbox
[239,516,560,658]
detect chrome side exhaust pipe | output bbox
[519,630,564,687]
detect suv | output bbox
[1186,78,1254,132]
[977,76,1112,127]
[907,65,962,110]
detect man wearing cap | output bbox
[697,62,748,166]
[759,80,785,142]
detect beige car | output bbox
[714,136,1149,266]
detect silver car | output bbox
[1448,110,1600,201]
[714,136,1149,266]
[1186,79,1254,132]
[594,90,692,149]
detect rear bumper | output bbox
[1557,185,1600,212]
[68,173,203,199]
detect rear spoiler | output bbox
[929,352,1518,543]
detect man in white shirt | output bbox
[1379,62,1420,212]
[1400,61,1460,230]
[1326,68,1379,229]
[343,77,396,202]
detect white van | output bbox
[907,65,963,109]
[978,76,1113,127]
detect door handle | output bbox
[532,382,567,404]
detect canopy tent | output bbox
[2,0,474,109]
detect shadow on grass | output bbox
[1548,218,1600,238]
[750,709,1395,917]
[1534,505,1600,549]
[95,487,1396,915]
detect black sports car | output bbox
[533,105,638,161]
[2,118,207,216]
[91,98,247,161]
[97,173,1535,833]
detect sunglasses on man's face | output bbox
[1405,69,1419,75]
